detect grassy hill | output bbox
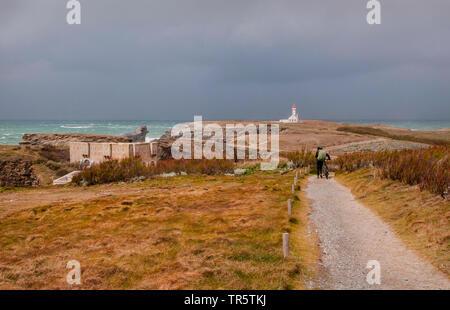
[0,170,319,289]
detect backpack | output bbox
[317,150,327,161]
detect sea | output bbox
[0,120,449,146]
[0,120,181,146]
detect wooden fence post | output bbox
[283,233,289,258]
[288,199,292,215]
[292,184,295,194]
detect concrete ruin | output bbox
[70,141,158,165]
[53,171,81,185]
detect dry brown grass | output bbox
[0,170,318,289]
[72,158,235,186]
[336,169,450,276]
[334,146,450,197]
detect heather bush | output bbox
[38,145,69,162]
[72,157,234,185]
[335,146,449,197]
[154,158,234,175]
[281,149,315,168]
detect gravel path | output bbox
[306,175,450,290]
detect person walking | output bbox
[315,146,331,178]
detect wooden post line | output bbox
[292,183,295,194]
[283,233,289,258]
[288,199,292,216]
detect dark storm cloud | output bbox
[0,0,449,120]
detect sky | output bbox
[0,0,449,121]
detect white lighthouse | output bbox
[280,104,299,123]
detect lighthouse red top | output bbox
[292,104,296,109]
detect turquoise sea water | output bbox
[0,120,449,145]
[0,120,181,145]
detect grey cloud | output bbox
[0,0,449,120]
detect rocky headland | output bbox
[122,125,148,142]
[20,133,132,147]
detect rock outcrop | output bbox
[20,133,132,146]
[156,130,178,160]
[0,159,39,187]
[122,126,148,142]
[156,124,274,160]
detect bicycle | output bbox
[323,159,329,179]
[318,159,329,179]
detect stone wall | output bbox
[0,159,39,187]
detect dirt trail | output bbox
[305,175,450,290]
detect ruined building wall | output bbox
[70,142,158,164]
[89,143,112,163]
[133,143,152,162]
[111,143,133,161]
[70,142,90,163]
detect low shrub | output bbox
[55,168,70,177]
[281,149,315,168]
[154,158,234,175]
[335,146,449,197]
[38,146,69,162]
[46,161,62,171]
[72,157,234,185]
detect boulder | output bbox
[156,129,179,160]
[160,172,177,178]
[122,126,148,142]
[156,123,275,160]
